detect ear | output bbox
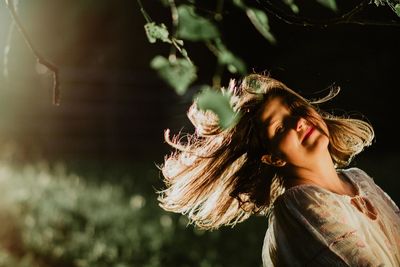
[260,154,286,167]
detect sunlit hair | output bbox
[157,73,374,230]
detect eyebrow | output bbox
[267,117,278,128]
[262,116,280,138]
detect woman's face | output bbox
[258,96,329,168]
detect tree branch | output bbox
[257,0,400,28]
[167,0,179,62]
[5,0,60,105]
[137,0,152,23]
[3,21,14,78]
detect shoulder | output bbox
[340,167,378,190]
[269,185,354,250]
[273,185,343,227]
[340,167,373,181]
[275,180,338,208]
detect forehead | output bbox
[259,96,289,125]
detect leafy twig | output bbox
[257,0,400,28]
[215,0,225,21]
[167,0,179,62]
[5,0,60,105]
[137,0,152,23]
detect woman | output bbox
[158,73,400,266]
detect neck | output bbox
[282,158,354,196]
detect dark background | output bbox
[0,0,398,255]
[2,1,398,187]
[0,0,399,159]
[0,1,398,266]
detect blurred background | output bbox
[0,0,398,266]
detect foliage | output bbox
[176,5,220,41]
[140,0,400,130]
[150,56,197,95]
[395,3,400,16]
[0,161,267,267]
[196,86,241,129]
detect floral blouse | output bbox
[262,167,400,266]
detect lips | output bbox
[302,126,315,143]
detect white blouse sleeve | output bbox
[263,186,385,267]
[354,167,400,216]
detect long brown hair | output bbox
[157,74,374,230]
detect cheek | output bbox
[275,133,298,157]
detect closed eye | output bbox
[275,125,285,135]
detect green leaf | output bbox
[282,0,299,13]
[232,1,276,44]
[218,50,246,74]
[395,4,400,17]
[196,87,240,129]
[215,41,247,75]
[181,48,188,57]
[177,5,220,41]
[232,0,246,9]
[246,8,276,44]
[144,22,171,44]
[244,75,265,93]
[174,39,184,46]
[316,0,337,11]
[150,56,197,95]
[289,4,299,13]
[372,0,386,6]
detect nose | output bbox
[295,117,306,132]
